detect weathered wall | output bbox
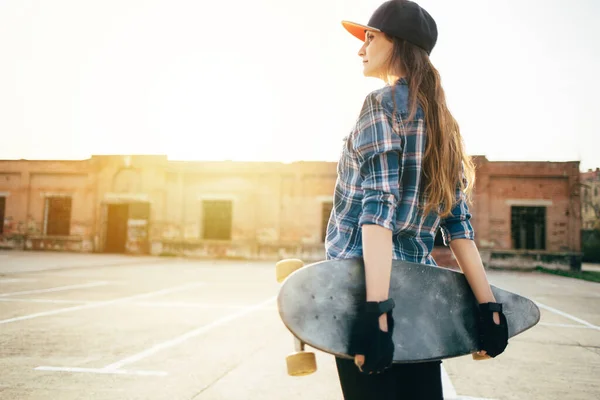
[0,156,583,269]
[471,161,581,247]
[0,160,96,251]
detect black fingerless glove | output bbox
[478,302,509,358]
[348,298,396,374]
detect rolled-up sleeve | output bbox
[439,174,475,245]
[353,92,403,231]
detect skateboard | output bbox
[275,258,540,376]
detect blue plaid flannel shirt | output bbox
[325,79,474,265]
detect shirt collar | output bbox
[385,77,408,87]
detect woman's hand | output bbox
[473,311,500,360]
[354,314,390,369]
[349,299,396,374]
[476,303,509,359]
[378,313,389,331]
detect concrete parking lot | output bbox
[0,250,598,400]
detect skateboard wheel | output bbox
[286,351,317,376]
[275,259,304,283]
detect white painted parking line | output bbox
[540,322,597,329]
[26,294,491,400]
[0,281,109,297]
[441,365,458,398]
[535,301,600,331]
[35,296,276,377]
[34,366,167,377]
[0,298,277,310]
[442,366,495,400]
[103,296,277,371]
[0,278,38,284]
[134,301,278,310]
[0,298,96,305]
[496,283,599,330]
[0,282,205,325]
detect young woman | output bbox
[325,1,509,399]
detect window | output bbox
[202,200,232,240]
[0,196,5,235]
[511,206,545,250]
[44,196,72,236]
[321,201,333,242]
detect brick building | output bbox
[0,155,582,269]
[581,168,600,230]
[581,168,600,262]
[469,158,581,270]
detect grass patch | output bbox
[535,267,600,283]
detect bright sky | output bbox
[1,0,598,171]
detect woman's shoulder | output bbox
[364,84,411,116]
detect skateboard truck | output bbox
[285,337,317,376]
[277,258,318,376]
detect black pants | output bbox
[335,357,444,400]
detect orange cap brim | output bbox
[341,20,381,42]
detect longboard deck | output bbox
[277,258,540,363]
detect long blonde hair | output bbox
[386,34,476,218]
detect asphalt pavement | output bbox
[0,250,598,399]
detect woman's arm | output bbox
[449,238,500,325]
[352,92,403,332]
[362,224,393,331]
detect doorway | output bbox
[511,206,546,250]
[105,203,128,253]
[0,196,5,235]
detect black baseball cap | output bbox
[341,0,438,55]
